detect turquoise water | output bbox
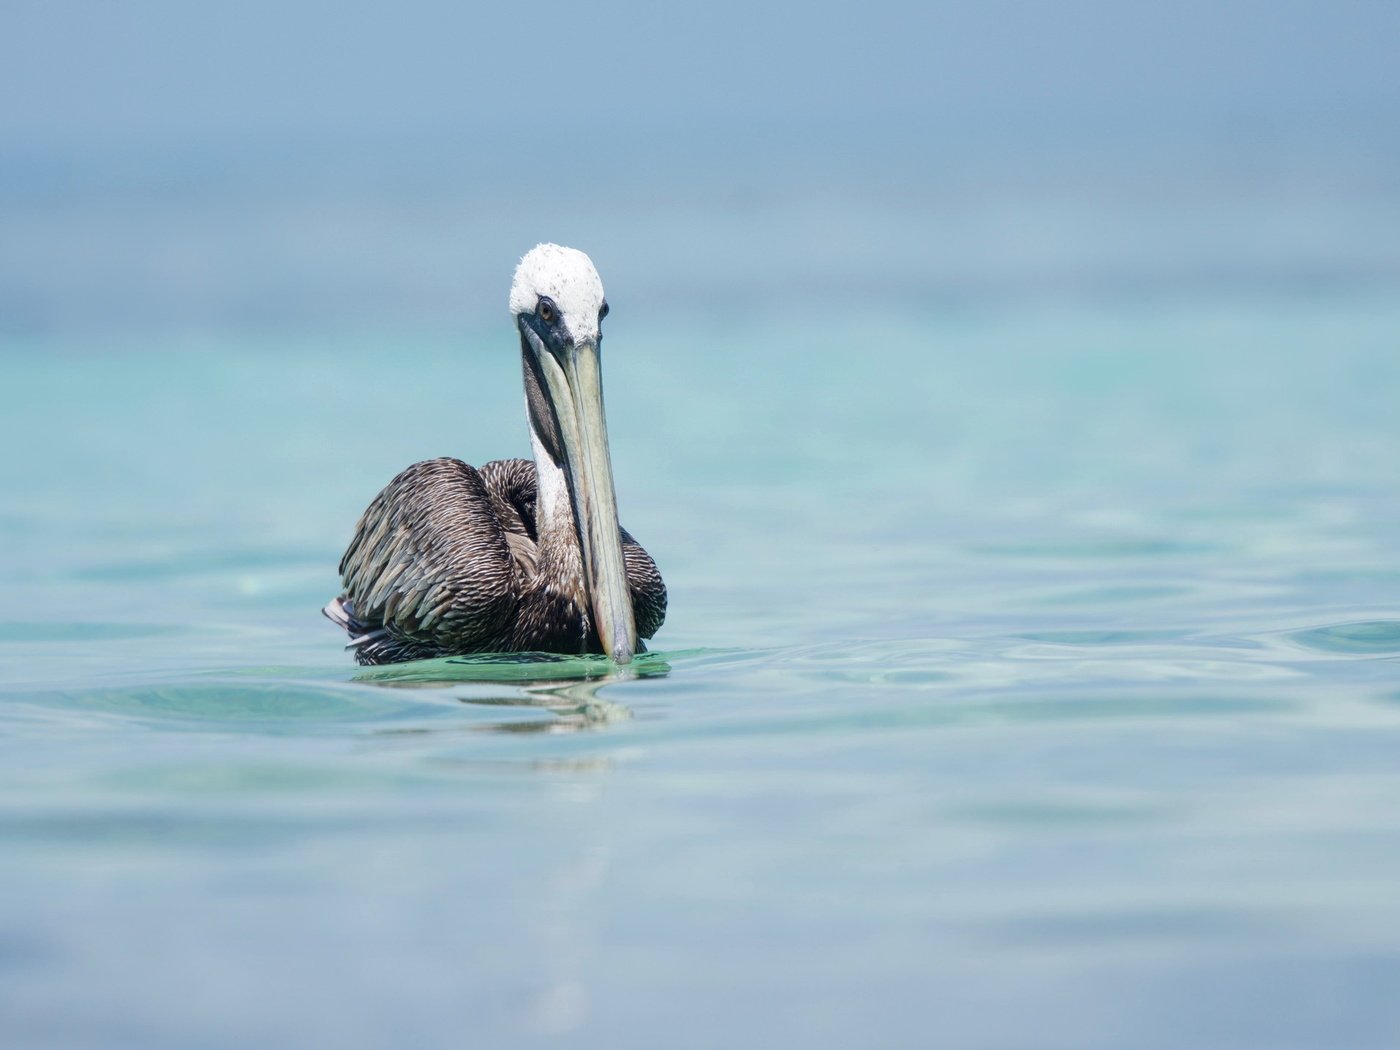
[4,285,1400,1046]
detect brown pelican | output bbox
[324,244,665,666]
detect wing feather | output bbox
[338,458,518,653]
[334,455,667,660]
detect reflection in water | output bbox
[353,652,652,1031]
[472,679,635,734]
[353,650,671,733]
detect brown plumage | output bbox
[327,458,665,665]
[325,244,666,666]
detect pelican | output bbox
[324,244,665,666]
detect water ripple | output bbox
[1286,620,1400,655]
[19,681,461,730]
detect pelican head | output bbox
[510,244,636,664]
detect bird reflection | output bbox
[469,679,634,733]
[350,651,650,1027]
[353,650,669,734]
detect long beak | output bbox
[537,337,638,664]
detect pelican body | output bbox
[325,244,665,666]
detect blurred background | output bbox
[4,0,1398,335]
[5,5,1400,1049]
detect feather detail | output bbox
[328,457,665,666]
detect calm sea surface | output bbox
[3,172,1400,1046]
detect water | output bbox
[4,201,1400,1045]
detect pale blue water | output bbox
[4,177,1400,1046]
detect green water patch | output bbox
[1287,620,1400,654]
[29,680,460,729]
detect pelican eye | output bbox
[599,301,610,321]
[537,296,558,324]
